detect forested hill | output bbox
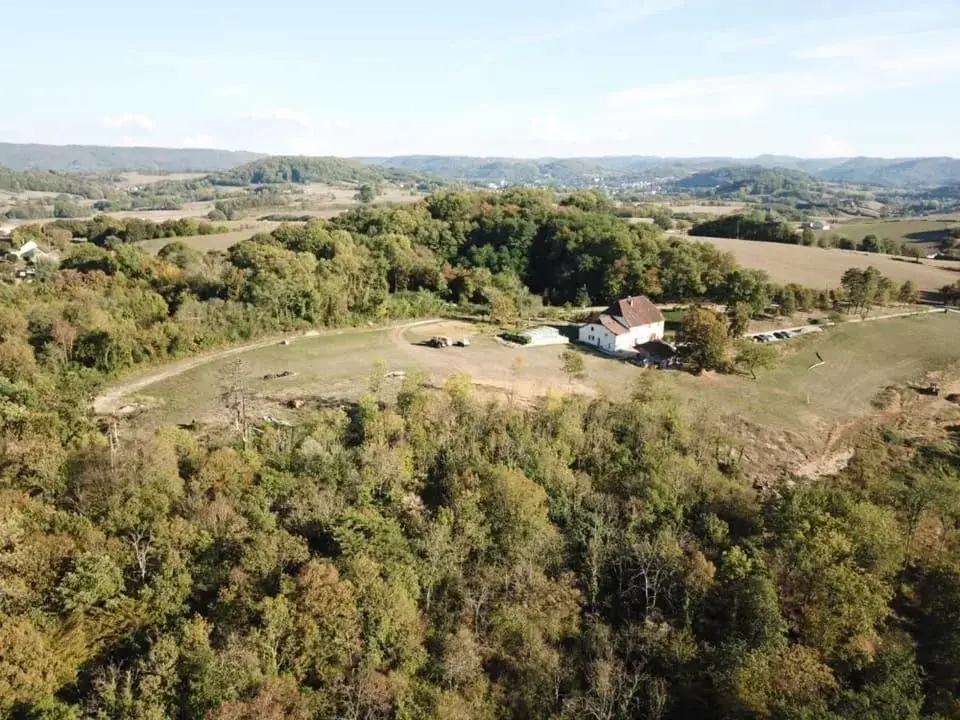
[208,155,437,187]
[360,155,960,187]
[819,157,960,187]
[670,166,819,195]
[357,155,628,185]
[4,142,960,187]
[0,143,264,172]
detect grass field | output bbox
[820,217,960,251]
[665,313,960,473]
[138,221,282,253]
[108,313,960,477]
[661,202,748,215]
[121,320,595,429]
[118,172,207,186]
[693,235,959,292]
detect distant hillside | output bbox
[4,143,960,189]
[671,165,817,194]
[0,143,265,173]
[357,156,607,185]
[819,157,960,187]
[668,165,887,217]
[361,155,960,189]
[210,155,438,187]
[924,184,960,200]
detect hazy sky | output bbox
[5,0,960,157]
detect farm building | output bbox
[635,340,679,369]
[519,326,570,347]
[579,295,665,353]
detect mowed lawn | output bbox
[693,235,959,292]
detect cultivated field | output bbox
[661,202,748,215]
[1,181,425,241]
[820,217,960,251]
[693,235,959,292]
[118,172,207,186]
[137,221,282,253]
[100,313,960,478]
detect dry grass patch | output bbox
[693,235,958,291]
[118,172,208,186]
[138,221,281,253]
[820,217,960,251]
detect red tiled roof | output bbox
[598,314,629,335]
[606,295,663,328]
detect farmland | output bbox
[1,180,423,229]
[692,234,959,291]
[137,221,283,253]
[821,216,960,251]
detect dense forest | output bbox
[208,157,436,190]
[1,189,959,718]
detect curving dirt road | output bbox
[93,318,443,416]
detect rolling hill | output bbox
[2,143,960,189]
[362,155,960,188]
[818,157,960,187]
[0,143,264,173]
[208,156,438,187]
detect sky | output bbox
[4,0,960,158]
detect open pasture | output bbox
[137,221,281,253]
[693,235,958,292]
[821,217,960,251]
[665,313,960,472]
[102,313,960,477]
[118,172,208,187]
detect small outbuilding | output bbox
[519,326,570,347]
[635,340,679,369]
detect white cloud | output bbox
[249,108,311,126]
[182,133,214,148]
[120,136,136,147]
[102,113,158,131]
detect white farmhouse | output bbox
[578,295,665,353]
